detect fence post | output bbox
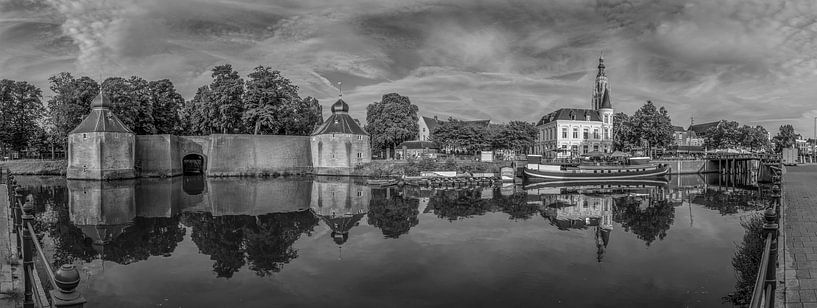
[21,195,34,308]
[50,264,87,307]
[14,187,23,258]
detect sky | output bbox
[2,0,817,137]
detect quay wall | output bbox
[136,135,182,177]
[650,160,708,174]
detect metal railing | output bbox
[5,170,87,308]
[749,164,782,308]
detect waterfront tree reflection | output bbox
[693,188,768,215]
[612,196,675,246]
[180,211,318,278]
[427,189,491,221]
[367,188,419,238]
[103,217,185,265]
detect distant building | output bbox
[397,140,440,159]
[311,97,371,175]
[671,126,703,147]
[416,116,490,154]
[687,121,721,142]
[533,56,614,157]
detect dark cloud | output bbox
[1,0,816,135]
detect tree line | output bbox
[0,65,323,158]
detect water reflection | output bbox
[19,173,771,283]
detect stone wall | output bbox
[206,134,312,176]
[653,160,708,174]
[135,135,182,177]
[311,133,371,175]
[67,132,136,180]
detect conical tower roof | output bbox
[70,91,132,134]
[600,88,612,109]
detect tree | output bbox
[703,120,740,149]
[627,101,674,151]
[148,79,184,134]
[431,119,489,154]
[367,188,420,238]
[209,65,245,133]
[773,124,800,153]
[242,66,322,135]
[102,76,155,134]
[45,72,98,146]
[181,86,213,135]
[488,121,537,153]
[612,112,635,151]
[365,93,419,158]
[0,79,44,155]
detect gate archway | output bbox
[182,154,206,174]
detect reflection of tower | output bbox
[67,180,136,251]
[310,177,370,257]
[596,197,613,262]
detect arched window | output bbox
[572,127,578,139]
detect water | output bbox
[16,174,770,307]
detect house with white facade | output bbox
[532,56,614,157]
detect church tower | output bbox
[591,54,610,111]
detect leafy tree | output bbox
[737,125,771,152]
[627,101,674,151]
[102,76,155,134]
[432,118,489,154]
[773,124,800,153]
[365,93,419,158]
[427,189,492,221]
[612,112,635,151]
[0,79,44,155]
[45,73,98,146]
[488,121,537,153]
[703,120,740,149]
[205,65,246,134]
[242,66,322,135]
[181,86,213,135]
[148,79,185,134]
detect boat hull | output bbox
[524,165,670,181]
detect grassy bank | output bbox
[0,159,67,175]
[353,159,514,177]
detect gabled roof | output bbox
[422,116,441,132]
[687,121,721,135]
[672,126,686,132]
[537,108,601,126]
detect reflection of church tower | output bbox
[67,180,136,251]
[310,177,370,249]
[596,197,613,262]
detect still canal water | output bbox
[17,174,769,307]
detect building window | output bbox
[604,128,609,139]
[593,129,599,140]
[593,145,599,152]
[572,128,578,139]
[562,127,567,139]
[357,152,362,158]
[583,145,588,154]
[604,114,609,123]
[357,191,362,197]
[583,128,589,140]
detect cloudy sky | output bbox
[2,0,817,136]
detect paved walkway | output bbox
[0,184,21,307]
[782,165,817,308]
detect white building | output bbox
[533,56,614,157]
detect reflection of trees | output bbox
[367,188,419,238]
[427,189,491,221]
[180,211,318,278]
[103,217,185,265]
[692,188,768,215]
[613,197,675,246]
[495,192,539,220]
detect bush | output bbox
[724,213,766,306]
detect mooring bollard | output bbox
[21,196,34,308]
[51,264,87,307]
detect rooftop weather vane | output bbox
[338,81,342,97]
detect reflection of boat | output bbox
[524,156,670,181]
[523,179,669,190]
[367,179,398,187]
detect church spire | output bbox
[591,52,610,110]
